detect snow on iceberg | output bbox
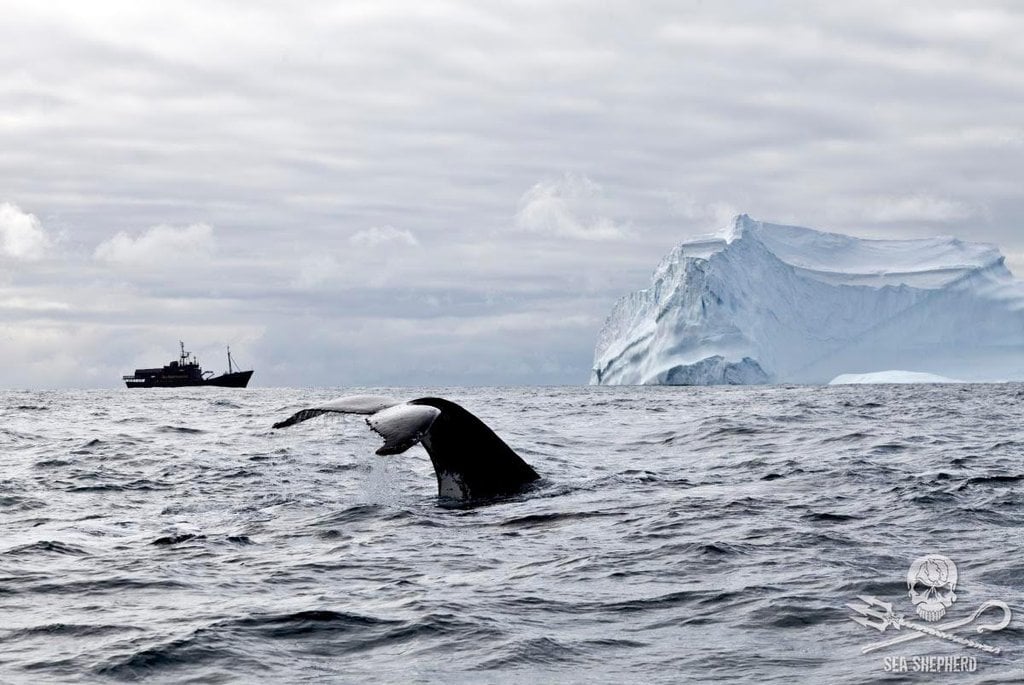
[828,371,964,385]
[592,214,1024,385]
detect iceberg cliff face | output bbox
[592,215,1024,385]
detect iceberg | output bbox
[828,371,964,385]
[592,215,1024,385]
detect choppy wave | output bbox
[0,385,1021,683]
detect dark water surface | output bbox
[1,385,1021,683]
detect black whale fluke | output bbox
[272,395,540,501]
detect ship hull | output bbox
[125,370,253,389]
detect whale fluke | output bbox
[273,395,540,501]
[272,395,399,429]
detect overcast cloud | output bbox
[1,0,1022,387]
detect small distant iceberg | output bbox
[828,371,964,385]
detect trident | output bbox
[847,596,1009,655]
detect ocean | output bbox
[1,385,1021,683]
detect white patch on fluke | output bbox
[271,394,403,429]
[366,404,441,455]
[318,395,400,415]
[438,470,467,499]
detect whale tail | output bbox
[409,397,540,499]
[273,395,540,501]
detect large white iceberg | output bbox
[591,215,1024,385]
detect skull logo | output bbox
[907,554,958,622]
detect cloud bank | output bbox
[514,174,631,241]
[0,1,1022,387]
[350,226,419,248]
[0,203,52,260]
[94,223,215,266]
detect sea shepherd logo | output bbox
[847,555,1012,673]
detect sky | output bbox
[1,0,1022,388]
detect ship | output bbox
[123,342,254,388]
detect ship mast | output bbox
[227,345,234,374]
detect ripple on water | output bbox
[4,540,90,557]
[156,425,205,435]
